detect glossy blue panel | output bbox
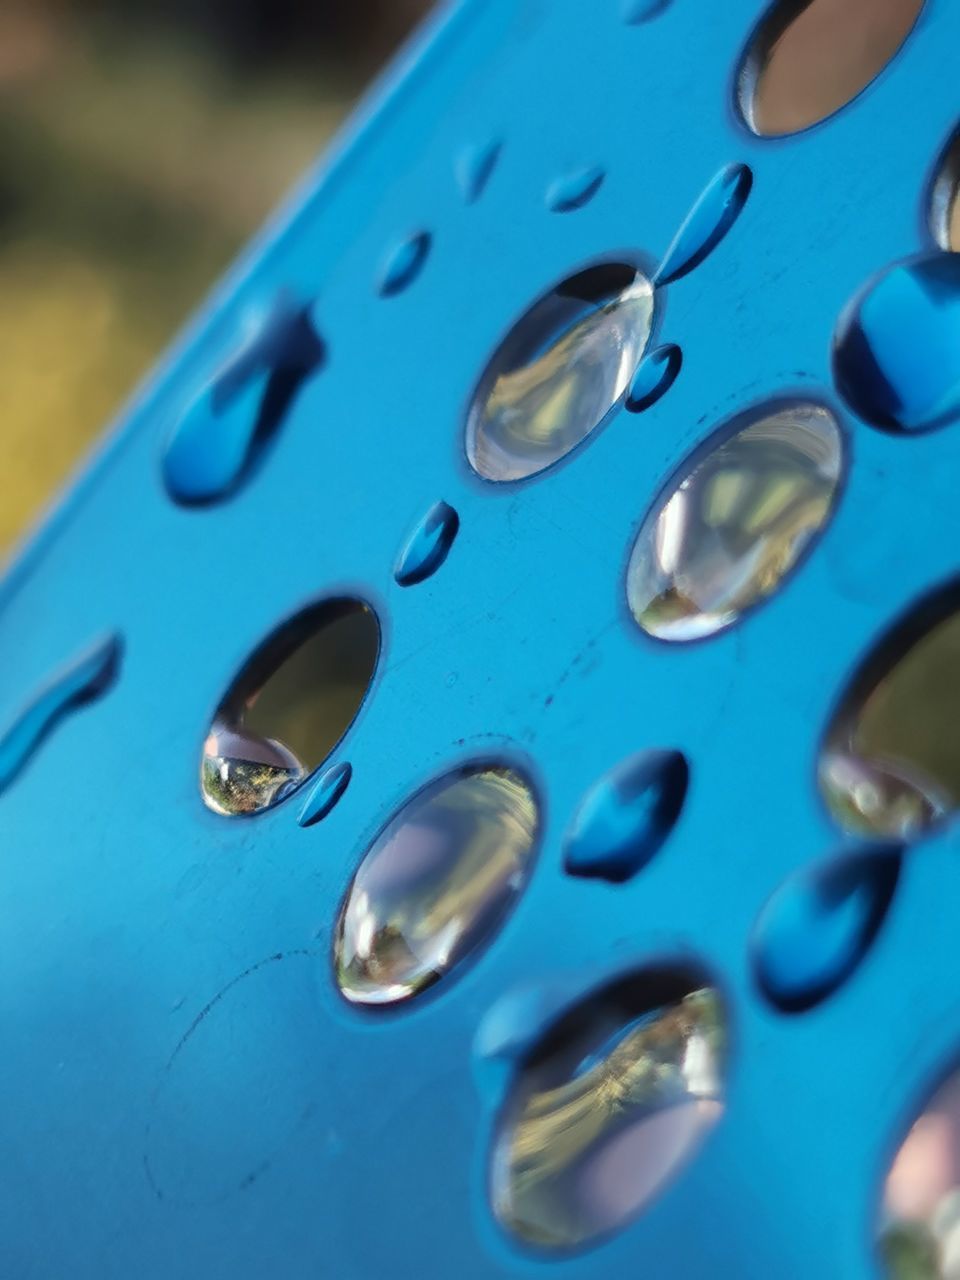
[2,1,960,1277]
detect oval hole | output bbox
[490,967,726,1251]
[819,586,960,839]
[739,0,925,138]
[201,599,380,817]
[466,261,655,482]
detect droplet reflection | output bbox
[627,402,842,640]
[491,974,725,1250]
[335,766,540,1006]
[466,262,655,481]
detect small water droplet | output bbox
[394,500,460,587]
[201,599,379,817]
[163,299,323,505]
[473,980,579,1104]
[298,761,352,828]
[455,139,502,203]
[879,1067,960,1278]
[627,401,843,641]
[753,846,901,1013]
[334,766,540,1006]
[819,591,960,839]
[0,634,121,797]
[377,231,432,297]
[564,750,689,883]
[490,972,726,1250]
[545,165,605,213]
[621,0,672,22]
[625,343,682,413]
[834,252,960,434]
[467,261,655,481]
[655,164,752,286]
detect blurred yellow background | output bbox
[0,0,432,555]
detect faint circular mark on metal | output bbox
[394,500,460,587]
[545,165,606,213]
[655,164,753,286]
[144,951,323,1205]
[625,343,682,414]
[377,231,432,297]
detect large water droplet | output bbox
[0,634,121,797]
[819,589,960,839]
[377,231,432,297]
[334,766,540,1006]
[833,252,960,434]
[655,164,752,286]
[394,500,460,587]
[466,262,655,481]
[627,401,843,640]
[163,299,323,505]
[201,599,379,817]
[753,846,901,1012]
[739,0,925,137]
[564,750,689,883]
[456,139,502,204]
[879,1068,960,1278]
[545,166,606,213]
[490,971,726,1250]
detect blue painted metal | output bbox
[0,1,959,1276]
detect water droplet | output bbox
[564,750,689,883]
[298,761,352,828]
[819,589,960,839]
[377,231,432,297]
[833,252,960,434]
[201,599,379,817]
[753,845,901,1013]
[490,971,726,1250]
[931,129,960,253]
[545,165,605,213]
[0,634,121,797]
[334,766,540,1006]
[474,980,578,1104]
[621,0,671,23]
[627,401,843,641]
[655,164,752,286]
[394,500,460,587]
[625,343,682,413]
[879,1067,960,1278]
[466,262,655,481]
[739,0,924,137]
[455,139,502,203]
[163,299,323,505]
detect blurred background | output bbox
[0,0,434,555]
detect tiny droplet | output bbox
[455,139,502,203]
[298,762,353,828]
[378,231,432,297]
[545,165,606,213]
[625,343,682,413]
[394,501,460,587]
[655,164,752,286]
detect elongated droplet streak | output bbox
[163,299,323,505]
[545,165,606,213]
[621,0,672,22]
[377,231,432,297]
[655,164,752,286]
[395,500,460,587]
[626,344,682,413]
[0,634,121,797]
[298,761,352,828]
[456,140,502,203]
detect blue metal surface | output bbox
[1,0,959,1275]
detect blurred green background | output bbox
[0,0,433,555]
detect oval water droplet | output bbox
[621,0,671,23]
[627,401,843,641]
[833,252,960,434]
[377,231,432,297]
[753,845,901,1013]
[334,765,540,1006]
[819,587,960,839]
[879,1067,960,1277]
[298,761,352,828]
[163,300,323,505]
[0,634,121,797]
[739,0,925,137]
[394,500,460,587]
[466,261,655,481]
[455,139,502,204]
[545,165,605,213]
[490,970,726,1250]
[625,343,682,413]
[202,599,379,817]
[655,164,752,286]
[564,750,689,883]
